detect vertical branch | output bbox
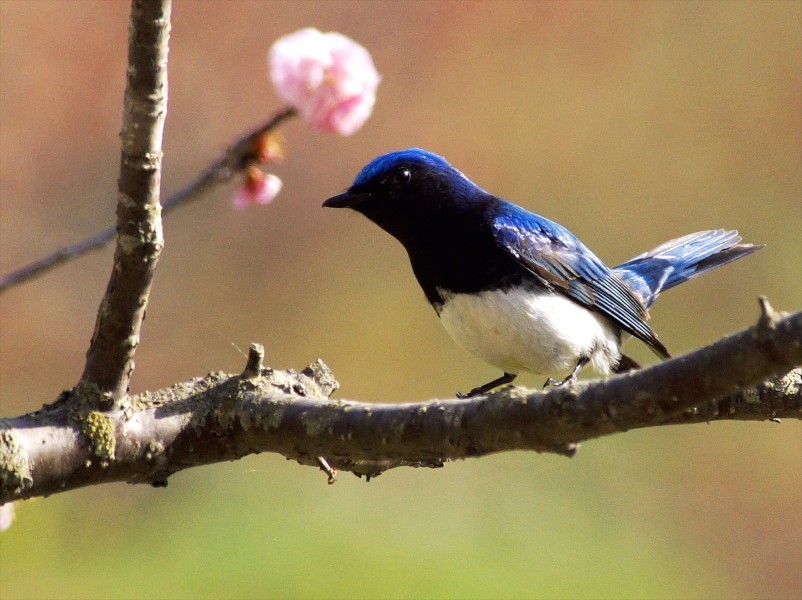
[78,0,171,404]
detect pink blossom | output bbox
[232,168,283,210]
[269,28,380,136]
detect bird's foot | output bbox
[542,356,590,389]
[542,373,577,389]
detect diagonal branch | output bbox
[0,106,295,295]
[1,303,800,503]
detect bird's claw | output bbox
[542,374,578,389]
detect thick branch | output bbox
[78,0,171,404]
[2,306,800,503]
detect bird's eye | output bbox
[391,168,412,187]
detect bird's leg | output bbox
[543,356,590,389]
[457,372,517,398]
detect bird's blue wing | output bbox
[487,203,669,358]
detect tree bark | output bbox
[2,305,800,504]
[77,0,171,405]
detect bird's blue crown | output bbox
[352,148,456,187]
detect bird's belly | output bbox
[436,287,621,376]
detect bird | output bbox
[323,148,763,398]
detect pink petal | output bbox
[232,170,283,210]
[254,173,283,205]
[269,28,380,136]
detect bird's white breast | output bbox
[436,287,621,377]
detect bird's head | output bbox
[323,149,484,240]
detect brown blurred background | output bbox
[1,2,800,599]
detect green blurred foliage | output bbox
[0,1,800,599]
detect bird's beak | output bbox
[323,190,368,209]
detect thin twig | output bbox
[0,106,296,294]
[316,457,338,484]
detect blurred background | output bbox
[1,1,800,598]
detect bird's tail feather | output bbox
[613,230,763,308]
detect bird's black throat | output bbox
[389,211,535,309]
